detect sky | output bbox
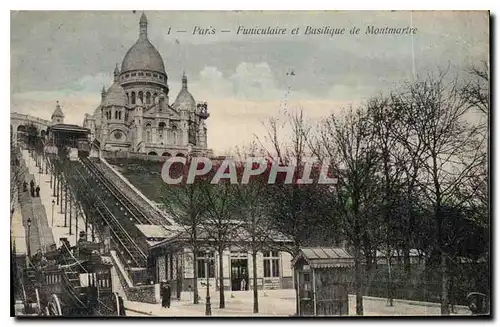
[10,11,489,154]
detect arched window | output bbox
[146,92,151,104]
[158,122,166,139]
[146,123,152,143]
[138,91,144,104]
[131,92,136,105]
[153,93,158,103]
[171,125,178,145]
[126,93,130,104]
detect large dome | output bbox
[121,38,165,74]
[120,13,165,74]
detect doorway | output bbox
[230,259,248,291]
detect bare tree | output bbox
[159,159,208,304]
[257,109,325,255]
[367,96,407,306]
[315,105,381,315]
[231,144,274,313]
[395,72,485,315]
[201,175,241,309]
[462,60,489,116]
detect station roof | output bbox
[135,224,184,246]
[50,124,90,134]
[292,247,354,269]
[147,222,293,250]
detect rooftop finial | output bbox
[182,72,188,90]
[139,12,148,39]
[113,63,120,82]
[101,85,106,101]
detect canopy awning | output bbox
[292,247,354,269]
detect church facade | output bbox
[83,13,210,157]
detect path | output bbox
[22,150,91,248]
[124,289,471,316]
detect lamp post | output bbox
[27,218,32,258]
[51,199,55,227]
[205,250,212,316]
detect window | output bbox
[263,251,280,278]
[131,73,136,77]
[146,92,151,104]
[197,251,215,278]
[125,74,130,78]
[146,73,151,76]
[146,124,152,143]
[153,74,158,78]
[131,92,136,105]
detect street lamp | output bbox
[27,218,32,258]
[205,250,212,316]
[51,199,55,227]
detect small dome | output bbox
[174,89,196,110]
[103,83,127,107]
[93,105,102,118]
[173,74,196,110]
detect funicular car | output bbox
[21,232,125,316]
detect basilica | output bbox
[83,13,210,157]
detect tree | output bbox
[394,72,485,315]
[258,109,331,256]
[230,145,276,313]
[462,61,489,116]
[159,158,209,304]
[314,105,381,315]
[200,174,241,309]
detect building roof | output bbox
[135,224,184,239]
[51,102,65,118]
[292,247,354,269]
[135,224,184,247]
[50,124,91,133]
[120,13,165,74]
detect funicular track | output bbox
[79,157,154,226]
[70,162,147,268]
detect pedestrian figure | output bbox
[35,185,40,197]
[161,280,171,308]
[30,180,35,197]
[240,277,247,291]
[23,181,27,192]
